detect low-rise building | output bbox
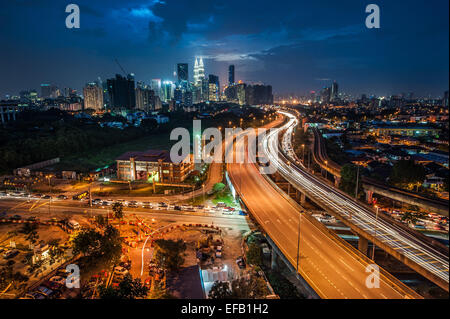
[116,149,194,183]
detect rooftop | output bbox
[116,149,174,163]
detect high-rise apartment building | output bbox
[83,82,104,111]
[107,74,136,110]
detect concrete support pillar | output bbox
[365,190,374,204]
[358,236,369,256]
[300,192,306,205]
[334,176,340,188]
[271,248,278,270]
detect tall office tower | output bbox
[151,79,162,98]
[331,81,338,101]
[236,83,247,105]
[201,77,209,102]
[245,84,273,105]
[183,90,193,107]
[193,57,205,86]
[162,81,174,102]
[40,84,57,99]
[177,63,189,83]
[208,74,220,102]
[107,74,136,110]
[320,87,331,104]
[174,88,183,104]
[83,82,104,111]
[444,90,449,108]
[229,65,235,85]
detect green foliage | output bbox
[148,281,176,299]
[213,183,226,193]
[265,270,303,299]
[71,225,122,265]
[208,281,232,299]
[99,274,149,299]
[246,243,263,266]
[95,214,107,227]
[153,239,186,271]
[0,109,159,174]
[390,160,426,187]
[325,137,349,165]
[112,202,124,220]
[208,275,268,299]
[230,275,268,299]
[339,164,362,198]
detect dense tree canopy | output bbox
[153,239,186,271]
[390,160,426,187]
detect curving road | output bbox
[268,111,449,291]
[227,116,419,299]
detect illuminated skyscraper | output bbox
[229,65,235,85]
[193,57,205,86]
[177,63,188,83]
[331,81,338,101]
[83,82,103,111]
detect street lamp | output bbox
[324,160,328,180]
[301,144,305,164]
[372,205,379,260]
[296,210,302,273]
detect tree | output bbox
[71,225,122,265]
[230,275,268,299]
[246,243,262,266]
[213,183,226,193]
[208,281,232,299]
[339,164,362,198]
[99,274,149,299]
[153,239,186,271]
[112,202,124,220]
[95,214,107,227]
[390,160,426,189]
[148,280,176,299]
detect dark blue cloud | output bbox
[0,0,448,97]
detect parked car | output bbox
[3,249,19,259]
[42,195,52,199]
[236,256,246,269]
[49,276,66,286]
[36,285,54,297]
[142,202,152,208]
[26,216,39,222]
[9,215,22,220]
[57,195,68,200]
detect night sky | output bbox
[0,0,448,97]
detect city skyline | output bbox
[0,0,448,98]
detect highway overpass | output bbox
[270,112,449,292]
[311,127,449,216]
[226,117,421,299]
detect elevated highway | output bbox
[311,127,449,216]
[272,112,449,292]
[226,117,421,299]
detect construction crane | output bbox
[114,58,128,77]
